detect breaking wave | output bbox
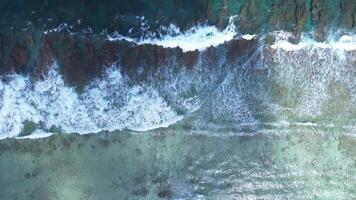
[0,64,183,139]
[269,32,356,125]
[1,21,355,139]
[271,32,356,51]
[108,16,245,52]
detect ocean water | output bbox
[0,2,356,199]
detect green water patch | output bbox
[18,121,64,138]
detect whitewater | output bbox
[0,18,355,140]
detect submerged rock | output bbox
[19,121,38,137]
[157,182,173,199]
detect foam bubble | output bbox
[240,34,256,40]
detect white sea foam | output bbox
[240,34,256,40]
[270,31,356,118]
[44,16,255,53]
[108,16,239,52]
[271,32,356,51]
[0,63,183,139]
[16,130,55,139]
[138,24,236,52]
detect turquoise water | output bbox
[0,126,355,199]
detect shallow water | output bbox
[0,126,355,200]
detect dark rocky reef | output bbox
[0,30,258,90]
[0,0,355,88]
[1,0,355,36]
